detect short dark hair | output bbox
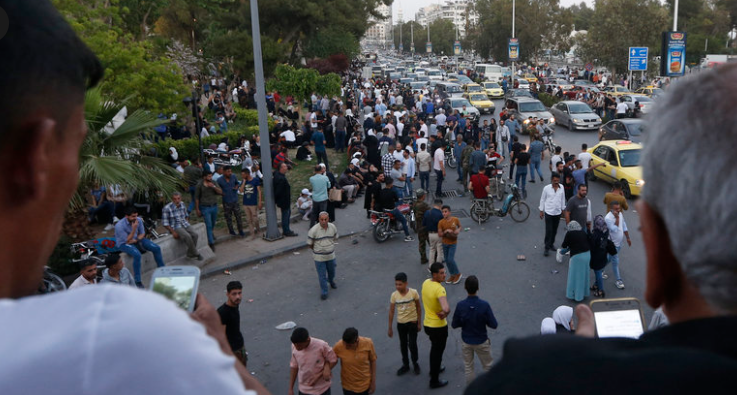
[315,165,323,172]
[609,200,621,209]
[582,143,588,150]
[0,0,103,149]
[612,181,623,190]
[385,176,394,185]
[223,165,232,171]
[551,172,561,180]
[577,183,587,190]
[441,205,451,211]
[78,258,96,270]
[395,272,408,282]
[125,206,139,216]
[342,327,359,344]
[291,327,309,344]
[104,253,121,268]
[465,275,479,293]
[430,262,445,274]
[226,281,243,293]
[433,198,444,206]
[242,168,251,175]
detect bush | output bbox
[150,126,260,162]
[539,92,562,108]
[47,235,78,277]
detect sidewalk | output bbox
[199,199,373,279]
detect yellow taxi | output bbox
[588,140,644,198]
[463,83,484,95]
[482,81,504,98]
[603,85,631,97]
[523,73,538,83]
[466,92,496,114]
[633,86,665,98]
[447,76,460,84]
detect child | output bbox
[388,272,422,376]
[297,189,313,221]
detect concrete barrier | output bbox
[121,223,215,278]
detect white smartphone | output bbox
[150,266,200,313]
[590,297,646,339]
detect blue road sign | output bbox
[628,47,648,71]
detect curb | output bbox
[201,227,370,279]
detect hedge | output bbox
[539,92,562,108]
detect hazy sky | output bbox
[393,0,595,22]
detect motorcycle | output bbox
[370,202,413,243]
[470,184,530,224]
[204,146,251,168]
[39,266,66,293]
[444,144,457,169]
[542,127,556,154]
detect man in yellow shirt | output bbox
[333,328,377,395]
[388,272,422,376]
[422,263,451,389]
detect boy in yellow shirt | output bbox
[388,272,422,376]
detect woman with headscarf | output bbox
[552,306,574,334]
[589,215,617,298]
[540,317,557,335]
[561,220,591,301]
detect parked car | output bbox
[598,119,646,143]
[620,94,654,116]
[550,101,602,131]
[505,97,554,132]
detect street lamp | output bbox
[182,92,204,166]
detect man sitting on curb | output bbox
[162,192,204,261]
[115,206,166,288]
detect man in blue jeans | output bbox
[306,212,339,300]
[114,206,165,288]
[195,171,223,251]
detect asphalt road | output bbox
[200,101,650,394]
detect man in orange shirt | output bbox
[438,205,462,284]
[333,328,377,395]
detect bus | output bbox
[474,64,504,82]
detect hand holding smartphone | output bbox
[589,297,646,339]
[150,266,201,313]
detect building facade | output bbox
[362,3,393,50]
[414,0,477,39]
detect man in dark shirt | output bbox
[564,184,592,231]
[373,177,412,241]
[216,166,244,237]
[422,199,445,265]
[451,276,498,385]
[217,281,247,367]
[273,162,297,237]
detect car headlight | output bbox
[636,179,645,187]
[573,118,582,123]
[549,117,555,124]
[523,119,530,124]
[596,118,602,123]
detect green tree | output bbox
[393,21,427,54]
[266,65,341,116]
[427,19,458,56]
[568,1,595,31]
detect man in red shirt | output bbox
[468,170,490,199]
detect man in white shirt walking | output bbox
[605,200,631,289]
[539,173,566,256]
[433,143,446,198]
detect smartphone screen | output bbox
[591,298,645,339]
[151,268,199,312]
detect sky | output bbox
[393,0,595,22]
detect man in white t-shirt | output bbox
[616,97,628,119]
[416,131,429,153]
[68,259,98,290]
[578,143,592,170]
[0,3,268,395]
[433,144,446,198]
[419,119,429,139]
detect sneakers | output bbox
[453,273,463,284]
[615,280,625,289]
[404,236,415,242]
[112,216,120,224]
[445,275,454,284]
[330,282,337,289]
[445,274,462,284]
[103,223,114,231]
[602,273,609,280]
[397,365,410,376]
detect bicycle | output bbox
[470,184,530,224]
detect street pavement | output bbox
[199,105,651,394]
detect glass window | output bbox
[618,149,641,167]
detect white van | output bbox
[475,64,504,82]
[427,69,443,81]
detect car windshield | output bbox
[618,149,641,167]
[513,90,533,97]
[556,79,569,85]
[410,82,424,89]
[627,123,645,136]
[417,76,430,81]
[484,82,500,89]
[470,94,487,101]
[428,70,441,76]
[451,99,471,107]
[634,96,653,103]
[519,102,546,112]
[467,85,482,92]
[568,103,593,114]
[446,85,462,93]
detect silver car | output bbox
[620,95,655,116]
[506,98,554,133]
[550,101,602,131]
[443,97,481,121]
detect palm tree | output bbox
[63,87,184,241]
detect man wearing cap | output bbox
[414,189,431,264]
[297,189,313,221]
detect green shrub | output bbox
[539,92,561,108]
[47,235,78,277]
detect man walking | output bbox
[422,263,451,389]
[451,275,498,385]
[239,168,262,239]
[195,171,223,251]
[161,192,203,260]
[307,212,339,300]
[274,162,298,237]
[605,200,631,290]
[603,181,629,211]
[416,143,432,191]
[413,189,431,264]
[423,199,445,265]
[433,141,446,198]
[310,165,331,227]
[289,327,337,395]
[438,205,462,284]
[539,173,566,257]
[115,207,165,288]
[565,184,593,231]
[217,281,248,367]
[388,272,422,376]
[528,136,545,183]
[217,166,245,237]
[333,328,377,395]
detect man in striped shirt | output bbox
[306,212,339,300]
[162,192,203,260]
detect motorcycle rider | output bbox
[372,177,414,242]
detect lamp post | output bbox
[249,0,280,240]
[511,0,516,86]
[183,91,204,166]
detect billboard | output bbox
[661,31,687,77]
[508,38,519,61]
[426,42,432,54]
[454,41,462,56]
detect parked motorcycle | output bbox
[204,146,251,168]
[370,202,413,243]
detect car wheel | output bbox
[568,121,574,131]
[621,180,632,199]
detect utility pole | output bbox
[511,0,516,86]
[673,0,679,31]
[249,0,280,240]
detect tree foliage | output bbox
[266,65,341,105]
[393,21,427,54]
